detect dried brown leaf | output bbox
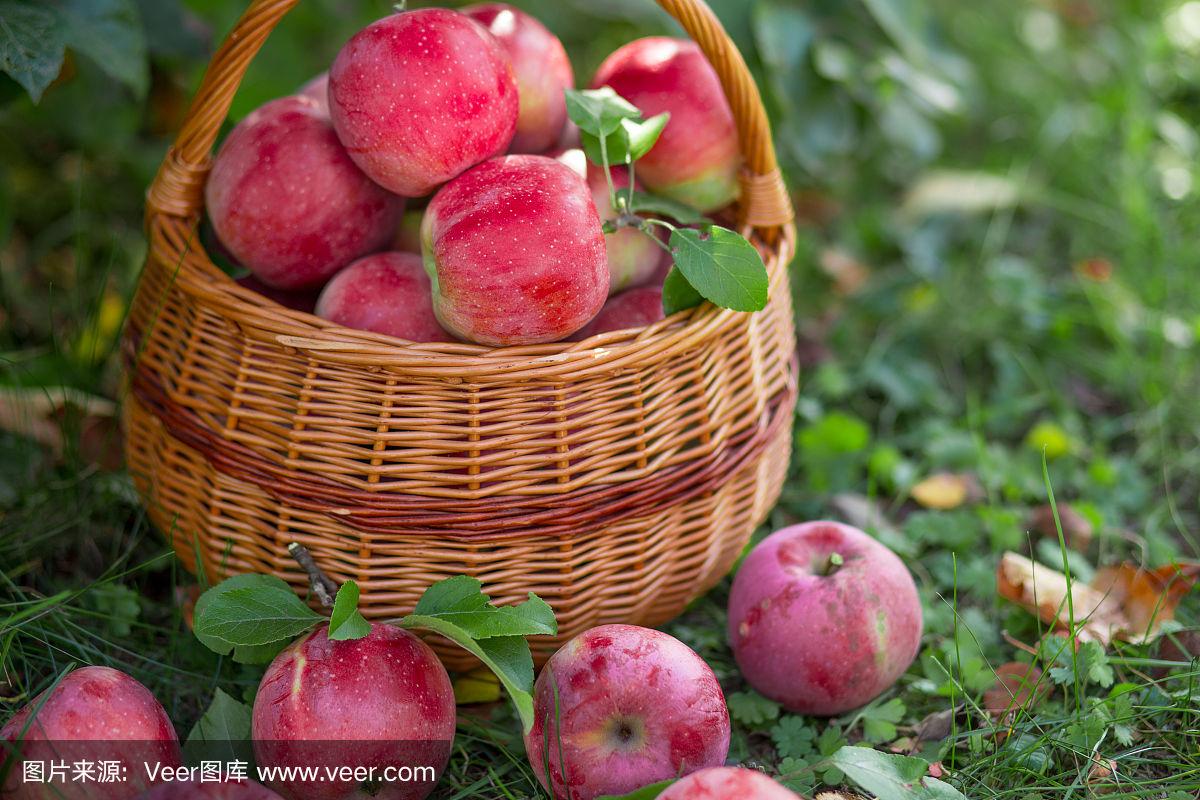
[983,662,1050,720]
[1028,502,1094,551]
[996,552,1200,645]
[1090,563,1200,643]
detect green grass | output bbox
[3,0,1200,798]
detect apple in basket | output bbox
[329,8,518,196]
[523,624,730,800]
[570,286,664,340]
[205,96,404,290]
[421,155,608,346]
[727,521,923,716]
[464,3,574,154]
[1,666,182,800]
[252,623,455,800]
[658,766,803,799]
[592,37,740,213]
[316,252,454,342]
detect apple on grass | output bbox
[728,521,923,716]
[658,767,801,799]
[315,252,453,342]
[252,622,455,800]
[421,155,607,346]
[591,38,739,213]
[523,624,730,800]
[329,8,518,196]
[464,4,573,154]
[1,666,182,800]
[205,96,403,290]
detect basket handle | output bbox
[146,0,793,232]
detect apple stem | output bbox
[288,542,338,608]
[819,552,844,577]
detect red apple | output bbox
[591,38,739,212]
[421,155,607,345]
[138,781,283,799]
[570,286,663,340]
[329,8,518,196]
[523,624,730,800]
[658,767,801,799]
[315,252,453,342]
[552,148,662,292]
[298,72,328,116]
[1,666,182,800]
[234,274,318,314]
[206,96,403,289]
[463,4,573,154]
[728,521,923,716]
[252,623,455,800]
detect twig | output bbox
[288,542,338,608]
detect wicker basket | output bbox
[123,0,797,668]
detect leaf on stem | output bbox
[401,576,558,733]
[192,574,322,663]
[669,225,769,312]
[662,266,703,316]
[327,580,371,641]
[581,113,669,166]
[564,87,641,137]
[627,191,710,225]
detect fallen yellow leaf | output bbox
[911,473,969,510]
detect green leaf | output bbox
[862,697,907,744]
[1047,639,1112,689]
[184,688,255,766]
[401,576,558,733]
[628,191,711,225]
[727,690,780,727]
[776,756,816,796]
[829,746,967,800]
[597,780,675,800]
[402,616,537,732]
[192,574,323,661]
[0,2,66,102]
[581,113,669,166]
[662,266,703,316]
[564,87,641,137]
[669,225,768,312]
[412,576,556,639]
[771,715,817,758]
[327,580,371,641]
[186,688,251,745]
[55,0,148,97]
[228,641,290,666]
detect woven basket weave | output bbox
[123,0,797,668]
